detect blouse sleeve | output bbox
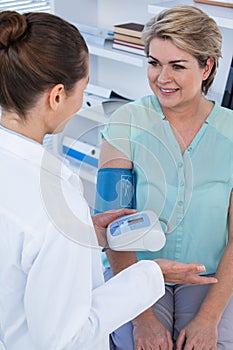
[102,103,133,160]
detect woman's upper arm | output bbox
[98,138,132,169]
[229,189,233,240]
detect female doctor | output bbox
[0,10,217,350]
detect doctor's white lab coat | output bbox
[0,128,165,350]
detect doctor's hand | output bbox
[92,209,137,248]
[133,308,173,350]
[155,259,218,285]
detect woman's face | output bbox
[50,52,90,134]
[50,74,89,134]
[147,38,211,112]
[64,75,89,120]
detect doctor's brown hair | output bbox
[142,5,222,95]
[0,11,88,118]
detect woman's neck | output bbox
[161,98,214,153]
[161,97,214,127]
[0,112,46,144]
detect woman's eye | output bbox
[148,60,159,66]
[173,64,185,70]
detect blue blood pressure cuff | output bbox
[94,168,136,214]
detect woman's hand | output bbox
[92,209,137,247]
[155,259,218,285]
[176,314,218,350]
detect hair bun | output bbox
[0,11,27,49]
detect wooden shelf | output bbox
[194,0,233,9]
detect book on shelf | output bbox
[114,33,144,46]
[113,39,144,50]
[112,41,145,57]
[113,22,144,38]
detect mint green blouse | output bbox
[102,95,233,274]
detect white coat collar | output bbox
[0,128,74,182]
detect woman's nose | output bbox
[157,66,172,83]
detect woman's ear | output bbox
[49,84,65,110]
[203,58,214,81]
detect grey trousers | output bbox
[104,268,233,350]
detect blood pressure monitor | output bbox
[107,210,167,251]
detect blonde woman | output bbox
[97,6,233,350]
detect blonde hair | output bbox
[142,5,222,94]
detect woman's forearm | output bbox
[198,192,233,323]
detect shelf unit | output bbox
[54,0,233,100]
[54,0,233,208]
[88,40,145,68]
